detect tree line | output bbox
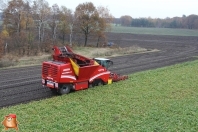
[116,15,198,29]
[0,0,112,57]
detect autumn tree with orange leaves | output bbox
[74,2,112,46]
[120,15,132,27]
[96,6,113,47]
[0,0,113,57]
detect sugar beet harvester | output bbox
[42,46,128,95]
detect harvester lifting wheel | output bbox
[58,84,71,95]
[51,88,57,94]
[89,79,103,88]
[89,83,93,88]
[97,80,103,86]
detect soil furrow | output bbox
[0,65,41,73]
[0,87,53,108]
[0,76,40,87]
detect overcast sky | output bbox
[47,0,198,18]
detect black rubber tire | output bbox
[89,83,93,88]
[92,80,97,87]
[50,88,58,94]
[97,80,103,86]
[103,82,108,85]
[58,84,71,95]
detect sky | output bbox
[47,0,198,18]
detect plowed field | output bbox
[0,33,198,108]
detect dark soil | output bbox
[107,33,198,74]
[0,33,198,108]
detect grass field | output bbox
[111,25,198,36]
[0,60,198,131]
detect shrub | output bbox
[0,55,18,68]
[0,58,16,68]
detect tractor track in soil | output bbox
[0,33,198,108]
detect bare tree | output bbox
[58,6,73,45]
[96,6,113,47]
[74,2,99,46]
[68,12,74,46]
[2,0,33,55]
[32,0,50,46]
[23,1,34,31]
[3,0,26,35]
[0,0,9,11]
[1,26,9,55]
[48,4,59,44]
[24,1,35,53]
[0,35,4,57]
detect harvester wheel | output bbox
[51,88,57,94]
[89,83,93,88]
[97,80,103,86]
[58,84,71,95]
[96,79,103,86]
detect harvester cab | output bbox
[93,58,128,82]
[93,58,113,69]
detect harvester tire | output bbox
[58,84,71,95]
[51,88,58,94]
[94,79,103,86]
[89,83,93,88]
[97,80,103,86]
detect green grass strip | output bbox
[0,60,198,131]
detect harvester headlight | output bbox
[42,79,45,84]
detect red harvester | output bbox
[42,46,128,95]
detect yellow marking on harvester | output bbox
[108,79,112,84]
[94,61,99,65]
[70,58,79,76]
